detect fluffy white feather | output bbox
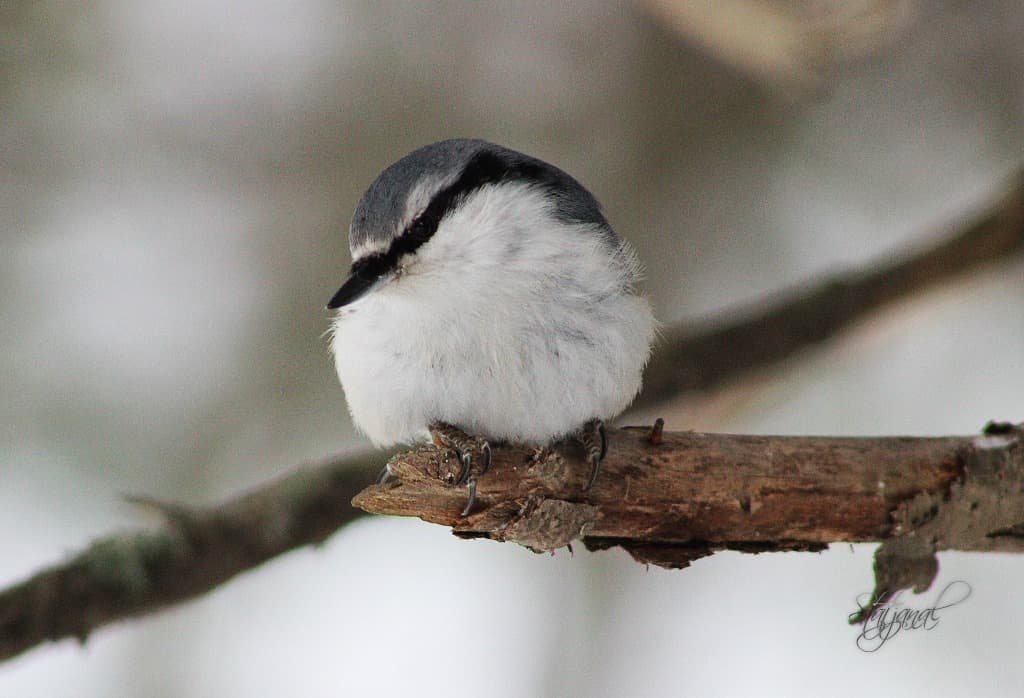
[330,181,656,446]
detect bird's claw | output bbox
[579,418,607,491]
[376,464,395,485]
[586,454,601,491]
[457,451,473,485]
[480,442,492,475]
[461,478,478,518]
[429,422,491,516]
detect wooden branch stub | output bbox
[354,429,960,555]
[354,424,1024,593]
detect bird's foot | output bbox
[376,464,395,485]
[575,418,607,491]
[429,422,491,516]
[528,445,552,465]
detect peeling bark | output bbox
[353,423,1024,600]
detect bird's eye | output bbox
[409,217,428,240]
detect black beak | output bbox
[326,272,377,309]
[327,254,394,309]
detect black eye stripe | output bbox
[348,151,546,281]
[329,142,611,310]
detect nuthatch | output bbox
[328,139,656,514]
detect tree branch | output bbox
[0,452,382,663]
[1,171,1021,662]
[636,169,1024,408]
[354,421,1024,621]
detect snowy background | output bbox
[2,2,1023,696]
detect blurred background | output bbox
[2,1,1023,696]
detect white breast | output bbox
[329,183,656,447]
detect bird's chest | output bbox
[331,288,480,394]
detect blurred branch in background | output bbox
[641,0,918,88]
[637,169,1024,409]
[0,452,382,664]
[0,170,1021,663]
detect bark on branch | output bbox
[354,422,1024,620]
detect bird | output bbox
[327,138,656,515]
